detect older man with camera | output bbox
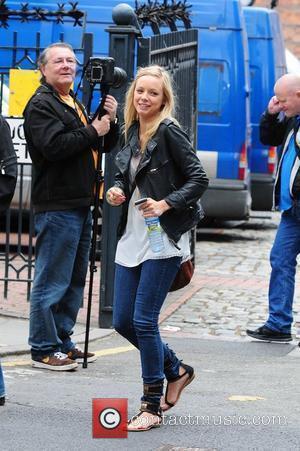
[23,42,119,371]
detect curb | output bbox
[0,327,114,357]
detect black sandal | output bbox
[127,401,162,432]
[161,363,195,412]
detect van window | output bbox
[198,61,229,117]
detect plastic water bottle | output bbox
[145,217,165,253]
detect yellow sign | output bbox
[9,69,41,116]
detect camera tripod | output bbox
[82,85,109,369]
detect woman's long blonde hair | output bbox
[124,65,178,149]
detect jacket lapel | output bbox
[115,125,158,176]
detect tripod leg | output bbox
[83,138,104,368]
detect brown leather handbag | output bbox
[169,259,194,292]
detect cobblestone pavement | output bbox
[161,211,300,341]
[1,211,300,342]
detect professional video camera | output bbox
[85,56,127,88]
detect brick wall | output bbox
[254,0,300,58]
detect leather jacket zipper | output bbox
[0,155,18,175]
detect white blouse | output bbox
[115,187,191,267]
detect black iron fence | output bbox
[0,163,34,301]
[137,29,198,143]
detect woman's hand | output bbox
[137,198,171,218]
[106,186,126,206]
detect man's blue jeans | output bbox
[29,208,92,357]
[266,205,300,333]
[113,257,182,391]
[0,361,5,397]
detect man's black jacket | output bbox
[0,115,17,213]
[260,111,300,207]
[23,83,119,212]
[114,120,209,243]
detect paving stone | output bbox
[166,212,300,340]
[3,211,300,342]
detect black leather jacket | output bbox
[114,119,209,243]
[260,111,300,208]
[23,83,119,212]
[0,115,17,213]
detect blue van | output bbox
[190,0,252,220]
[2,0,251,220]
[243,6,287,211]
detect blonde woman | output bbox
[106,65,208,431]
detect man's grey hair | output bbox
[38,42,75,67]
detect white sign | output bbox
[5,117,32,164]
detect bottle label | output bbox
[145,217,164,253]
[147,223,160,233]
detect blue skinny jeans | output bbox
[113,257,182,404]
[0,361,5,398]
